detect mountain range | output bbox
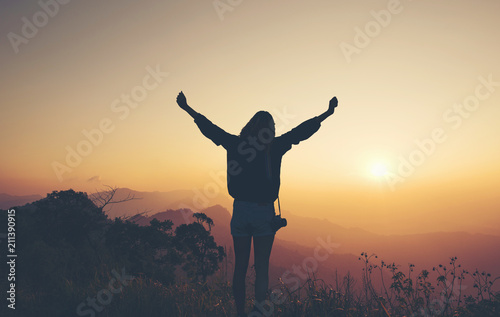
[1,188,498,291]
[0,193,42,210]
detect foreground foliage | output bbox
[0,190,497,316]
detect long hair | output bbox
[239,111,275,141]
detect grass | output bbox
[15,255,495,317]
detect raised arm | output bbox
[176,91,199,118]
[275,96,338,153]
[316,96,338,123]
[176,91,235,148]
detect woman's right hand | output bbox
[327,97,338,115]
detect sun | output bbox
[371,162,389,177]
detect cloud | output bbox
[87,175,101,183]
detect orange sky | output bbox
[1,0,499,235]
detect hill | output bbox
[0,193,42,209]
[92,187,232,219]
[4,188,499,287]
[130,203,500,292]
[102,188,500,282]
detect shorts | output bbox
[230,200,276,237]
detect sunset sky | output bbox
[1,0,499,235]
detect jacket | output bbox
[194,113,321,203]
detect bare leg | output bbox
[253,235,275,304]
[233,236,252,316]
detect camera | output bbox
[271,215,287,232]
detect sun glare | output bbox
[371,163,388,177]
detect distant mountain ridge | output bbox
[129,202,500,290]
[127,204,232,247]
[129,205,500,292]
[0,193,43,209]
[281,211,500,276]
[94,187,233,219]
[3,188,499,284]
[130,204,363,286]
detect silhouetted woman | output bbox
[176,91,338,317]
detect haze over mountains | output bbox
[0,193,42,210]
[128,205,365,288]
[84,188,500,287]
[2,187,499,290]
[130,204,500,281]
[91,188,233,219]
[3,185,499,236]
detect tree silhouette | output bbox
[0,190,228,316]
[90,185,140,213]
[175,213,225,282]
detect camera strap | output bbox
[277,196,282,217]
